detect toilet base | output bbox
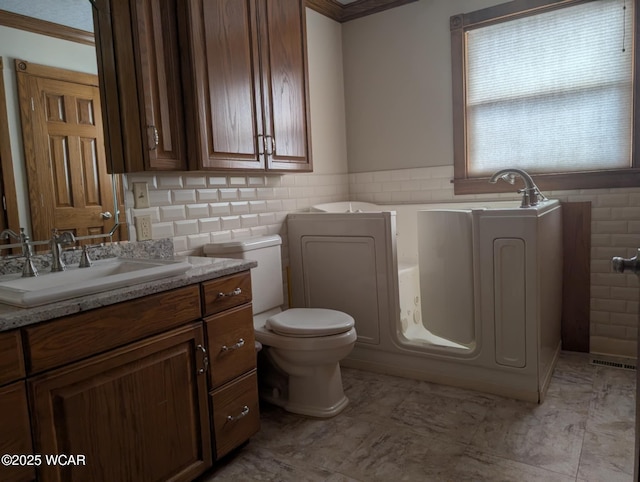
[258,349,350,418]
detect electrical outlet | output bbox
[135,215,152,241]
[132,182,150,209]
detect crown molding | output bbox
[0,9,94,46]
[306,0,418,23]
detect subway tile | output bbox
[174,220,199,236]
[591,272,627,287]
[219,188,239,201]
[611,207,640,220]
[159,205,186,222]
[186,233,211,250]
[172,236,188,254]
[249,200,267,213]
[184,176,207,188]
[239,188,258,199]
[373,171,393,183]
[230,201,250,215]
[264,175,282,187]
[265,200,283,211]
[591,298,627,313]
[126,173,157,187]
[197,189,219,202]
[157,174,184,189]
[149,190,172,206]
[221,216,241,230]
[198,217,222,233]
[210,202,231,216]
[596,194,630,207]
[229,176,247,186]
[186,204,210,219]
[610,287,640,301]
[132,207,160,222]
[611,234,640,247]
[210,231,232,243]
[172,190,197,204]
[240,214,259,228]
[280,175,297,187]
[256,187,276,199]
[208,176,228,187]
[151,222,174,239]
[611,312,638,326]
[590,310,610,323]
[591,207,612,221]
[248,176,266,186]
[258,212,277,225]
[230,228,252,238]
[592,221,628,235]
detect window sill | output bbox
[453,169,640,195]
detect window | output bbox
[450,0,640,194]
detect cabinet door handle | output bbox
[217,287,242,299]
[257,134,265,156]
[148,125,159,150]
[221,338,245,352]
[227,405,249,422]
[265,135,276,156]
[196,344,209,374]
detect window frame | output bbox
[450,0,640,195]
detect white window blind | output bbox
[465,0,633,177]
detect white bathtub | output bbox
[287,199,562,402]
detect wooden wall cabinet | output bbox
[93,0,187,172]
[181,0,313,172]
[1,271,259,481]
[94,0,312,173]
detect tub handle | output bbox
[222,338,245,352]
[227,405,250,422]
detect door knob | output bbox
[100,211,113,220]
[612,248,640,274]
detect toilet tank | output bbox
[203,235,283,315]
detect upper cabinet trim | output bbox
[306,0,418,23]
[0,9,94,46]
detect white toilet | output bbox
[204,235,357,418]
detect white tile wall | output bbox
[125,166,640,358]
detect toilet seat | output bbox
[266,308,354,337]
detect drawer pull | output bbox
[227,405,250,422]
[217,287,242,299]
[196,344,209,374]
[221,339,245,352]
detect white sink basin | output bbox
[0,257,192,308]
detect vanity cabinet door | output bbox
[0,382,35,482]
[94,0,187,172]
[182,0,312,172]
[28,323,212,482]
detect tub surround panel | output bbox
[349,165,640,359]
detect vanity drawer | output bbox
[0,330,25,386]
[205,303,256,389]
[24,285,201,374]
[202,271,252,316]
[210,370,260,459]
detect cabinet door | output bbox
[0,382,35,482]
[259,0,312,172]
[94,0,186,172]
[132,0,187,170]
[183,0,266,170]
[29,323,212,482]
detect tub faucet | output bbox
[489,168,547,208]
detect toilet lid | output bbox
[265,308,354,337]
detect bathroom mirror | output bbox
[0,1,128,244]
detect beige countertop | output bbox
[0,256,256,332]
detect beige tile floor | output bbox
[199,352,635,481]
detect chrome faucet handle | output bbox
[50,229,76,272]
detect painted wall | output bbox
[342,0,640,358]
[0,25,97,231]
[342,0,499,173]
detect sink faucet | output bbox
[489,168,547,208]
[50,230,76,272]
[0,228,38,277]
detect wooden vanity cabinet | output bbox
[93,0,187,172]
[0,331,35,482]
[28,323,211,482]
[181,0,313,172]
[12,270,259,480]
[201,273,260,459]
